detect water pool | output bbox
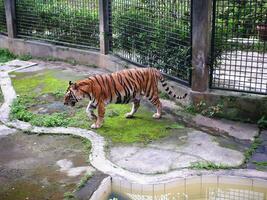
[108,176,267,200]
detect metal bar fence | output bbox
[15,0,100,49]
[0,0,7,34]
[210,0,267,94]
[109,0,192,85]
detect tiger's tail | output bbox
[156,70,187,99]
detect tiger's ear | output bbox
[69,81,72,86]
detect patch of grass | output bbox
[0,48,16,64]
[185,104,197,115]
[97,104,180,144]
[17,54,32,61]
[0,88,3,104]
[11,95,183,143]
[253,161,267,166]
[11,70,68,97]
[165,124,184,129]
[190,161,231,170]
[258,116,267,129]
[63,192,77,200]
[244,137,262,163]
[159,91,170,100]
[76,173,93,190]
[253,161,267,171]
[11,97,71,127]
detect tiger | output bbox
[64,68,187,129]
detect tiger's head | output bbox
[64,81,82,107]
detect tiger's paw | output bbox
[152,113,161,119]
[91,123,101,129]
[125,113,134,118]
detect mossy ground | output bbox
[10,69,184,144]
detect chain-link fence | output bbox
[15,0,100,49]
[0,0,7,34]
[210,0,267,94]
[110,0,192,85]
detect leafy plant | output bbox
[11,97,71,127]
[76,173,93,190]
[190,161,231,170]
[244,137,262,163]
[257,116,267,129]
[0,48,16,64]
[16,0,99,47]
[112,4,191,80]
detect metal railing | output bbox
[210,0,267,94]
[0,0,6,34]
[15,0,100,49]
[110,0,192,85]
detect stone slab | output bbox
[193,115,259,141]
[0,124,16,137]
[109,130,244,174]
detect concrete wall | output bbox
[89,176,111,200]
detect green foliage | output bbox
[190,161,231,170]
[216,1,267,38]
[0,88,3,104]
[11,97,71,127]
[244,137,262,163]
[112,5,191,80]
[253,161,267,167]
[97,104,182,144]
[11,70,68,97]
[257,116,267,129]
[0,0,6,33]
[214,1,267,60]
[0,48,16,64]
[159,91,171,100]
[76,173,93,190]
[17,54,32,61]
[63,192,77,200]
[185,100,223,118]
[16,0,99,47]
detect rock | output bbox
[193,115,259,141]
[251,153,267,162]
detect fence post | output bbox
[99,0,110,54]
[4,0,16,38]
[191,0,212,92]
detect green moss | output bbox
[244,137,262,163]
[0,88,3,104]
[190,161,231,170]
[97,104,179,144]
[76,173,93,190]
[64,192,77,200]
[11,70,68,97]
[17,54,32,61]
[11,70,184,144]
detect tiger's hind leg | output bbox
[150,96,162,119]
[125,99,140,118]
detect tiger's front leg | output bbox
[86,101,97,121]
[91,100,105,129]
